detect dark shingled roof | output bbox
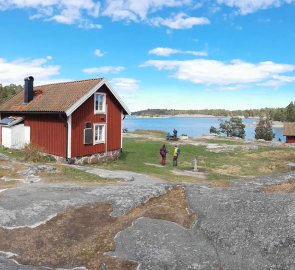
[0,78,103,113]
[283,122,295,136]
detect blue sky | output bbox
[0,0,294,112]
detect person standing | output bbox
[160,144,168,165]
[173,145,180,166]
[173,128,178,139]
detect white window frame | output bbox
[93,124,106,144]
[94,93,106,114]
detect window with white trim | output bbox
[94,124,105,144]
[94,93,106,114]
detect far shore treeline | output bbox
[133,102,295,122]
[0,83,294,122]
[0,84,22,104]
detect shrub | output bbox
[255,117,274,141]
[23,144,55,163]
[209,126,218,134]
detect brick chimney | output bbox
[24,76,34,104]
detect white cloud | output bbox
[78,21,102,29]
[149,47,208,57]
[0,0,292,29]
[141,58,295,86]
[102,1,210,30]
[0,56,68,86]
[149,48,179,56]
[259,74,295,87]
[0,0,101,28]
[217,0,294,15]
[103,0,191,21]
[111,77,140,93]
[82,66,124,74]
[150,13,210,29]
[94,49,104,57]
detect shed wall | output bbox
[286,136,295,143]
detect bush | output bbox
[210,126,218,134]
[255,117,274,141]
[219,117,245,138]
[23,144,55,163]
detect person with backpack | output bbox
[173,145,180,166]
[160,144,168,165]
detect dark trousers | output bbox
[173,156,178,166]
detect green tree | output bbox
[209,126,218,134]
[286,102,295,122]
[255,117,274,141]
[273,108,286,122]
[219,117,245,138]
[0,83,22,104]
[219,120,231,137]
[230,117,245,138]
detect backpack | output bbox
[173,147,180,157]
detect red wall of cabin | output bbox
[286,136,295,143]
[24,114,67,157]
[1,113,67,157]
[71,84,122,158]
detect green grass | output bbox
[0,145,56,163]
[206,138,245,145]
[99,135,295,183]
[99,139,201,182]
[0,146,26,161]
[44,166,118,184]
[0,146,115,184]
[132,129,167,138]
[1,133,294,184]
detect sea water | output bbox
[123,116,284,142]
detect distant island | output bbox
[0,84,294,123]
[133,103,295,122]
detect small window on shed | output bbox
[85,122,91,129]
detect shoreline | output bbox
[128,115,284,128]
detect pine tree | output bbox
[286,102,295,122]
[219,117,245,138]
[255,117,274,141]
[209,126,218,134]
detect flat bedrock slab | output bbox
[0,171,295,269]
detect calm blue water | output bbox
[123,116,284,142]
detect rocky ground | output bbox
[0,154,295,270]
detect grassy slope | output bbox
[0,146,111,184]
[100,135,295,182]
[0,135,294,184]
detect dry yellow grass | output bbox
[0,186,195,270]
[246,150,292,160]
[209,180,231,188]
[262,179,295,193]
[215,165,242,176]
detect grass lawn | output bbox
[0,146,112,185]
[42,165,118,184]
[99,134,295,182]
[0,133,294,184]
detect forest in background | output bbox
[0,83,294,122]
[133,102,295,122]
[0,84,22,104]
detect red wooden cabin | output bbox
[0,77,130,164]
[283,122,295,143]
